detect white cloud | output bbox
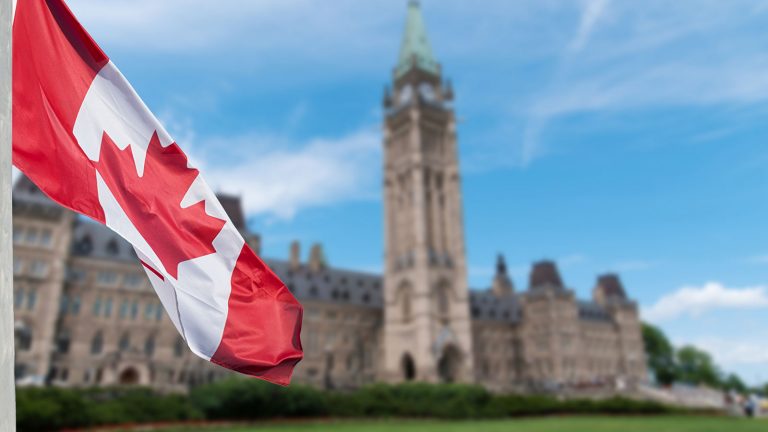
[689,337,768,367]
[569,0,610,53]
[643,282,768,322]
[199,128,381,220]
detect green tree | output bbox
[641,323,677,385]
[722,373,747,393]
[676,345,721,387]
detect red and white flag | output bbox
[12,0,303,385]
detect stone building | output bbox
[11,1,646,393]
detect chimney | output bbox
[290,241,301,270]
[309,243,326,272]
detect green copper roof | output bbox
[396,1,439,78]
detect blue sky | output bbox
[65,0,768,384]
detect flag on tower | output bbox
[11,0,303,385]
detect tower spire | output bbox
[396,1,439,78]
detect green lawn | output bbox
[168,417,767,432]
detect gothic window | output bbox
[398,281,413,323]
[90,331,103,355]
[401,353,416,381]
[435,281,451,317]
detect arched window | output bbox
[401,353,416,381]
[90,331,103,355]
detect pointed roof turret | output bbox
[396,1,440,78]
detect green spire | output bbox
[396,1,439,78]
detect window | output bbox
[70,296,81,316]
[144,303,154,321]
[67,268,86,283]
[155,303,163,321]
[14,289,24,309]
[15,326,32,351]
[97,271,117,286]
[174,338,185,358]
[144,335,156,357]
[92,297,102,316]
[59,294,69,314]
[56,329,71,354]
[12,227,23,244]
[24,228,38,245]
[118,333,130,352]
[29,260,48,278]
[130,301,138,320]
[40,229,53,248]
[90,331,103,355]
[104,298,113,317]
[12,257,23,276]
[119,300,130,319]
[26,290,37,310]
[124,274,143,288]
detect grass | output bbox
[159,416,767,432]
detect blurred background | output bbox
[10,0,768,429]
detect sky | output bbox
[61,0,768,384]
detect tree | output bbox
[641,323,677,385]
[676,345,721,387]
[723,373,747,393]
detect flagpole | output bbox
[0,0,15,429]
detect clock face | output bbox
[399,84,414,105]
[419,83,436,102]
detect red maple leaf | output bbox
[95,132,226,279]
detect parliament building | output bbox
[11,2,646,393]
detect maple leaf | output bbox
[95,132,225,279]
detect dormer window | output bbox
[106,238,120,256]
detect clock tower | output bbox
[381,0,474,383]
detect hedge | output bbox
[17,380,678,431]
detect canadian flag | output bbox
[12,0,303,385]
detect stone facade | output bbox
[10,1,646,393]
